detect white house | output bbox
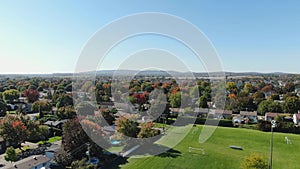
[293,113,300,125]
[3,155,50,169]
[240,111,258,123]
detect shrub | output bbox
[195,118,233,127]
[241,153,268,169]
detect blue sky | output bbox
[0,0,300,74]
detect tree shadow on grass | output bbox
[101,144,181,168]
[101,156,128,169]
[132,144,182,158]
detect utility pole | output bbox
[86,142,91,162]
[269,120,276,169]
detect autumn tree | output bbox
[284,82,295,93]
[137,122,160,144]
[244,83,257,93]
[57,118,103,167]
[261,84,273,93]
[116,116,139,138]
[56,105,77,120]
[94,108,116,125]
[0,115,29,148]
[131,93,148,110]
[2,89,19,103]
[23,89,40,103]
[226,82,238,94]
[252,91,265,103]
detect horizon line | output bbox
[0,70,298,75]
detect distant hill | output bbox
[0,70,296,78]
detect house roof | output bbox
[240,111,257,116]
[44,120,67,127]
[3,155,50,169]
[169,108,184,113]
[46,141,61,153]
[194,108,209,113]
[265,112,281,117]
[210,109,232,115]
[294,114,300,120]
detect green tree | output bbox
[257,100,270,115]
[4,146,17,163]
[252,91,265,106]
[2,89,19,103]
[169,92,181,108]
[31,101,52,112]
[269,94,280,100]
[197,96,208,108]
[236,91,255,111]
[76,102,96,116]
[284,96,300,113]
[0,101,7,116]
[71,158,96,169]
[55,94,73,108]
[240,153,268,169]
[268,101,283,113]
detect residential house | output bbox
[100,102,114,108]
[45,141,61,168]
[3,155,51,169]
[169,108,184,117]
[209,109,232,119]
[44,120,67,130]
[215,109,232,119]
[265,112,280,121]
[194,108,209,117]
[293,113,300,125]
[240,111,258,123]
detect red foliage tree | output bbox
[132,93,147,105]
[23,89,40,103]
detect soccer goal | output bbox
[188,147,205,155]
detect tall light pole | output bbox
[269,120,276,169]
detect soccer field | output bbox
[119,125,300,169]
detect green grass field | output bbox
[119,125,300,169]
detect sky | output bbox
[0,0,300,74]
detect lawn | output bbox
[38,136,62,145]
[119,125,300,169]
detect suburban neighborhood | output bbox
[0,73,299,168]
